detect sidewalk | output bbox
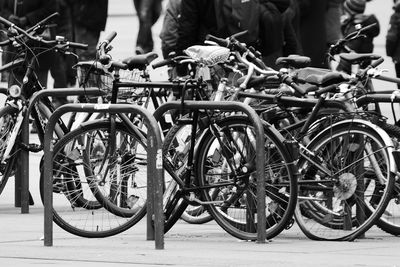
[1,204,400,266]
[1,202,400,267]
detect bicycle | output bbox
[44,31,225,237]
[205,33,398,240]
[0,14,89,195]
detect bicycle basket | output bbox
[76,61,147,103]
[114,68,148,104]
[76,61,112,102]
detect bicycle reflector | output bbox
[9,84,21,98]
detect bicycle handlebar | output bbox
[280,74,307,96]
[98,31,118,65]
[152,58,173,69]
[0,14,87,51]
[26,12,59,33]
[96,31,129,70]
[152,55,194,69]
[66,41,88,50]
[205,32,266,69]
[314,84,339,96]
[346,23,378,40]
[205,34,230,48]
[100,31,117,47]
[357,57,384,78]
[329,22,379,56]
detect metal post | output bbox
[18,115,30,213]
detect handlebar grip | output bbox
[205,34,229,47]
[289,82,307,96]
[370,57,384,68]
[282,75,306,96]
[68,41,88,50]
[315,84,338,96]
[358,57,384,78]
[103,31,117,44]
[152,58,173,69]
[27,12,59,33]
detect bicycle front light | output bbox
[9,84,21,98]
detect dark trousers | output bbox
[6,49,52,88]
[395,63,400,89]
[74,26,101,61]
[133,0,162,53]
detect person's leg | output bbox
[151,0,162,25]
[74,26,100,61]
[395,62,400,89]
[50,53,68,107]
[65,55,77,87]
[134,0,155,53]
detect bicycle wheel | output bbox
[374,122,400,235]
[0,105,19,195]
[162,122,213,227]
[295,119,396,241]
[196,116,298,240]
[41,119,148,238]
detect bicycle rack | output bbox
[16,88,105,213]
[42,103,164,249]
[153,100,267,243]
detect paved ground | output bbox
[1,1,400,266]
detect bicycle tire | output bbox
[196,116,298,240]
[374,122,400,236]
[42,119,148,238]
[0,105,19,195]
[294,119,396,241]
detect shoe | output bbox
[135,46,145,55]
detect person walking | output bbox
[50,0,75,107]
[133,0,162,54]
[297,0,328,67]
[386,0,400,88]
[67,0,108,61]
[339,0,380,72]
[159,0,181,59]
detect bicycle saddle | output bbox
[294,67,350,86]
[275,55,311,68]
[339,53,381,65]
[184,45,230,66]
[122,52,158,70]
